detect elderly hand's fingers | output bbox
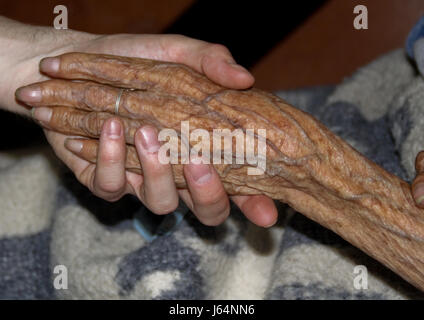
[132,125,179,215]
[16,80,118,112]
[181,159,230,226]
[15,80,220,131]
[38,52,223,100]
[412,151,424,208]
[231,195,278,228]
[29,106,146,144]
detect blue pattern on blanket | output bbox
[116,232,204,299]
[0,231,53,299]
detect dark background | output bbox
[1,0,424,149]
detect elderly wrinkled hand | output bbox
[16,49,278,228]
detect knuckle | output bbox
[83,85,98,108]
[82,112,103,136]
[84,84,112,112]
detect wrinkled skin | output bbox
[17,52,424,292]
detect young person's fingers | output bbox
[133,125,179,215]
[183,159,230,226]
[162,35,254,89]
[90,118,127,201]
[231,195,278,228]
[64,137,190,191]
[64,135,142,198]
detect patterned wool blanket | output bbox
[1,49,424,299]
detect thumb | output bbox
[165,35,254,89]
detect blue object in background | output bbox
[133,200,188,241]
[406,15,424,59]
[406,15,424,77]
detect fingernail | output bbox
[65,139,83,153]
[138,126,160,153]
[40,57,60,73]
[188,160,212,184]
[15,86,41,103]
[106,119,122,139]
[32,107,52,123]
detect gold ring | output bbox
[115,89,125,115]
